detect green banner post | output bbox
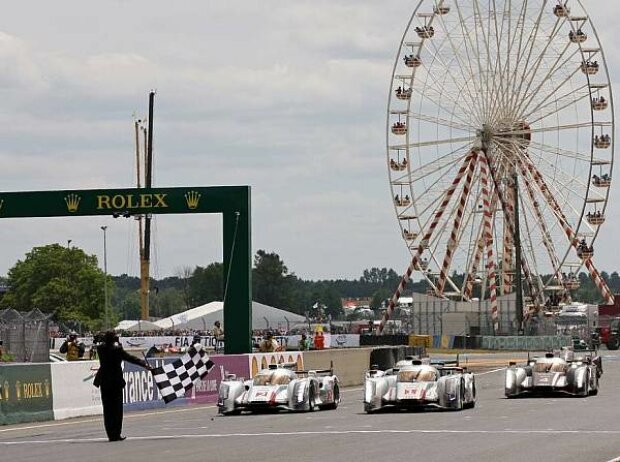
[0,363,54,425]
[0,186,252,354]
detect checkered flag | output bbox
[151,344,214,403]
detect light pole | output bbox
[67,239,72,248]
[101,226,109,329]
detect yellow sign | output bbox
[64,194,81,213]
[96,193,169,210]
[0,380,9,401]
[13,379,50,401]
[184,191,201,210]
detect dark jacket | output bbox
[95,343,148,389]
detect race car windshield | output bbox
[533,360,567,373]
[398,369,437,382]
[253,372,292,386]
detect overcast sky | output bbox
[1,1,619,282]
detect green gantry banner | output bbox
[0,186,247,218]
[0,186,252,354]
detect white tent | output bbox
[154,301,306,331]
[115,319,163,332]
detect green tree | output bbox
[253,250,295,309]
[1,244,107,327]
[321,286,344,320]
[609,272,620,294]
[190,262,223,306]
[156,288,185,318]
[370,288,391,311]
[116,291,141,320]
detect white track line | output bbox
[0,387,364,434]
[474,367,506,375]
[3,429,620,445]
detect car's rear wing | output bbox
[431,354,460,368]
[294,360,335,377]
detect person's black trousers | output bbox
[100,386,124,441]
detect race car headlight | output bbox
[219,384,229,399]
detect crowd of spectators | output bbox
[51,321,358,348]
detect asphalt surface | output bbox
[2,351,620,462]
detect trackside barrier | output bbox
[303,348,372,387]
[432,335,457,348]
[359,334,410,346]
[50,334,362,352]
[409,335,432,349]
[480,336,572,350]
[50,361,102,420]
[0,363,54,425]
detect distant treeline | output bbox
[112,250,620,321]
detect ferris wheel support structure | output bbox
[378,150,477,333]
[521,156,615,304]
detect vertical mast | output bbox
[513,172,524,335]
[140,91,155,320]
[135,118,148,320]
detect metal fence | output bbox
[395,295,590,338]
[0,308,51,362]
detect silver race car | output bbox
[218,363,340,415]
[505,348,602,398]
[363,357,476,412]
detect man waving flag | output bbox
[152,343,214,403]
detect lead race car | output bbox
[505,347,602,398]
[217,362,340,415]
[363,356,476,412]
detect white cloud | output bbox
[0,1,619,285]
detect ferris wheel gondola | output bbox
[383,0,615,330]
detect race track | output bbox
[2,351,620,462]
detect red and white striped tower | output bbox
[522,156,615,304]
[486,155,539,305]
[584,258,615,303]
[464,235,485,299]
[436,153,477,294]
[377,151,477,334]
[478,153,499,331]
[464,192,500,299]
[502,184,515,294]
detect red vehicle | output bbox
[604,318,620,350]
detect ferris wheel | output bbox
[385,0,615,322]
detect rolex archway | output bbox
[0,185,252,354]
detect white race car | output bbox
[505,348,601,397]
[218,363,340,415]
[364,357,476,412]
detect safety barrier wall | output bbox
[480,335,572,350]
[50,361,102,420]
[303,348,372,387]
[359,334,410,346]
[0,363,54,425]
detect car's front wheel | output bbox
[320,384,340,410]
[582,372,590,397]
[308,385,316,412]
[606,337,620,350]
